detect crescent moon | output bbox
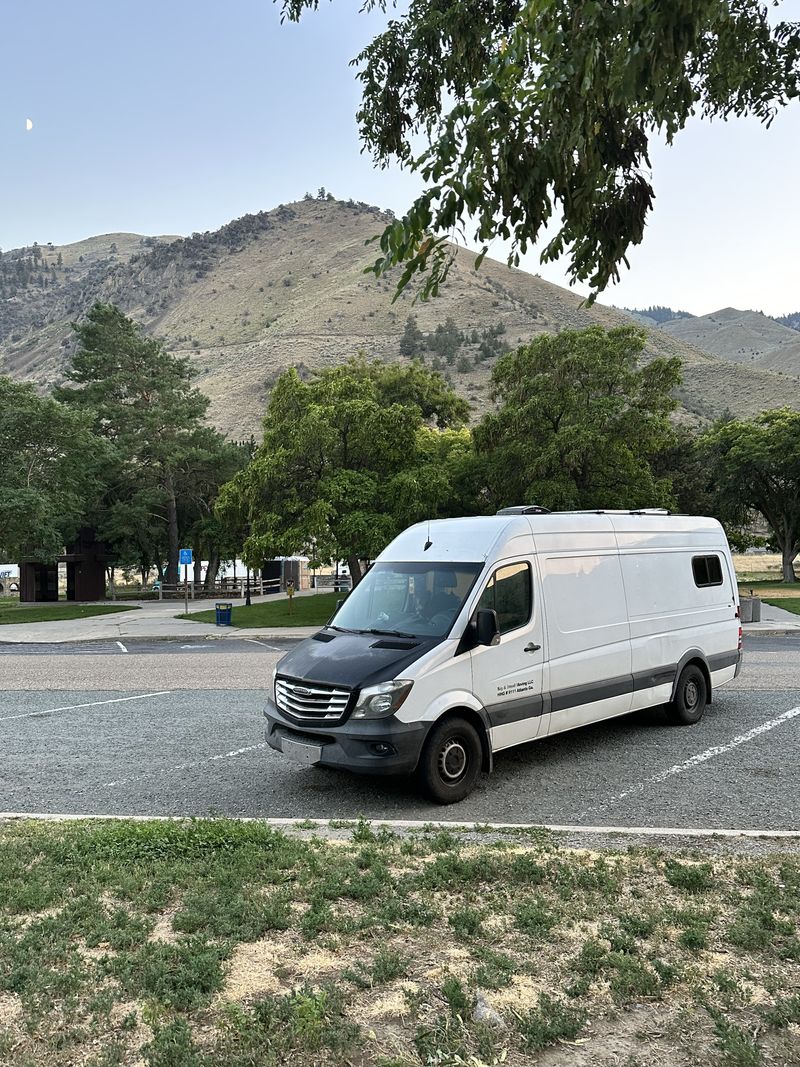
[26,118,33,131]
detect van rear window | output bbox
[692,555,723,587]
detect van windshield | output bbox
[332,561,483,638]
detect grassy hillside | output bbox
[1,198,797,437]
[662,307,800,377]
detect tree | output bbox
[217,359,470,583]
[0,378,100,562]
[55,303,212,584]
[702,409,800,581]
[472,326,681,512]
[281,0,800,301]
[399,314,424,357]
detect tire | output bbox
[667,664,708,725]
[417,716,483,804]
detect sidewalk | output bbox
[0,594,319,644]
[741,600,800,634]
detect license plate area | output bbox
[280,734,324,765]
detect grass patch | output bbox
[179,592,339,628]
[0,602,136,624]
[762,597,800,615]
[1,819,798,1066]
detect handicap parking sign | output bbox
[179,548,193,566]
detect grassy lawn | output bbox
[180,592,340,628]
[763,597,800,616]
[1,819,799,1066]
[0,603,136,625]
[737,580,800,599]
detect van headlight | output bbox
[351,680,413,720]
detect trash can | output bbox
[215,602,233,626]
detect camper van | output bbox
[265,509,742,803]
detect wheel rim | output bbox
[685,679,700,710]
[438,738,468,782]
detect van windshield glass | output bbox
[332,562,483,638]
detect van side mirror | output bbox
[475,609,500,647]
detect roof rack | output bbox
[496,506,670,517]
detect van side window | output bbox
[692,555,723,587]
[477,562,532,633]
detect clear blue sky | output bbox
[2,0,798,315]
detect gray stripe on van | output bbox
[485,652,736,729]
[485,664,678,728]
[708,651,739,672]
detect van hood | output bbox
[275,629,442,691]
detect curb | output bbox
[1,813,799,839]
[0,630,314,646]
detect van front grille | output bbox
[275,676,351,723]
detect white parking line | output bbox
[0,691,171,723]
[116,641,128,653]
[579,704,800,820]
[99,742,269,789]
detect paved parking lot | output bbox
[0,634,797,828]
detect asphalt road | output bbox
[0,634,798,829]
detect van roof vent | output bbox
[496,505,552,515]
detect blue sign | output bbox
[179,548,193,566]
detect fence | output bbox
[109,574,352,602]
[150,577,282,601]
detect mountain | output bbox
[774,311,800,332]
[622,305,695,326]
[660,307,800,376]
[1,197,797,437]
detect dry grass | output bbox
[0,819,798,1066]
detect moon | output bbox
[25,118,33,131]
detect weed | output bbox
[712,1013,762,1066]
[373,945,408,983]
[619,911,659,939]
[418,852,501,890]
[472,947,517,990]
[442,975,471,1018]
[108,937,227,1012]
[517,993,586,1051]
[215,985,358,1064]
[449,906,484,939]
[173,886,291,940]
[763,994,800,1029]
[728,906,777,951]
[509,854,546,885]
[664,859,714,894]
[142,1019,208,1067]
[515,898,557,939]
[679,922,710,950]
[415,1013,470,1064]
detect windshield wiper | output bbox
[325,624,360,634]
[367,628,417,639]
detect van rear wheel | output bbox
[668,665,707,725]
[417,716,482,804]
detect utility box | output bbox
[740,597,762,623]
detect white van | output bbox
[265,509,742,803]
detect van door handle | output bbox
[524,643,541,653]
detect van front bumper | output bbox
[264,698,427,776]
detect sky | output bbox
[1,0,798,317]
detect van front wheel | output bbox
[417,716,482,804]
[668,665,707,725]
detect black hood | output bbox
[276,629,442,691]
